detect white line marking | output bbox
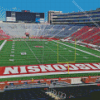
[0,70,100,79]
[0,40,7,51]
[83,57,88,59]
[76,53,79,55]
[53,41,100,58]
[11,51,14,53]
[9,59,14,61]
[69,50,73,52]
[21,52,27,55]
[12,48,15,50]
[51,42,67,51]
[25,41,41,63]
[45,45,68,61]
[10,55,14,57]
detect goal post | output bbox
[57,39,77,74]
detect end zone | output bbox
[0,63,100,78]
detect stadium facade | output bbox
[48,11,62,23]
[49,8,100,25]
[6,10,44,23]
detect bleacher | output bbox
[0,28,10,40]
[0,23,82,39]
[71,26,91,40]
[63,26,100,46]
[0,23,100,46]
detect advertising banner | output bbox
[6,17,16,22]
[40,18,44,22]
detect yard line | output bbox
[53,40,100,58]
[45,45,68,61]
[9,59,14,61]
[25,41,41,63]
[50,41,68,51]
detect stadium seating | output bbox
[0,28,10,40]
[71,26,91,41]
[0,23,100,46]
[83,32,100,45]
[67,26,100,46]
[0,23,82,39]
[79,27,100,41]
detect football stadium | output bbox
[0,8,100,99]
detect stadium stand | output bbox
[0,23,100,53]
[0,23,82,39]
[0,8,100,100]
[1,23,100,44]
[0,28,10,40]
[71,26,91,40]
[63,26,100,46]
[1,23,99,45]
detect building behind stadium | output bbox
[48,8,100,25]
[4,8,100,25]
[6,10,45,23]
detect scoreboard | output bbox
[6,11,44,23]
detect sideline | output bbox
[53,40,100,58]
[0,40,7,51]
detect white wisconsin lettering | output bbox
[93,63,100,69]
[39,65,55,72]
[28,66,40,72]
[3,67,18,74]
[64,64,79,70]
[20,66,27,73]
[75,64,90,70]
[85,64,97,69]
[53,64,66,71]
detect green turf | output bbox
[62,41,100,56]
[0,39,100,66]
[0,72,100,82]
[0,39,100,81]
[0,40,4,45]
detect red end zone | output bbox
[0,63,100,78]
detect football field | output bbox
[0,39,100,82]
[0,39,100,66]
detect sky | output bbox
[0,0,100,21]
